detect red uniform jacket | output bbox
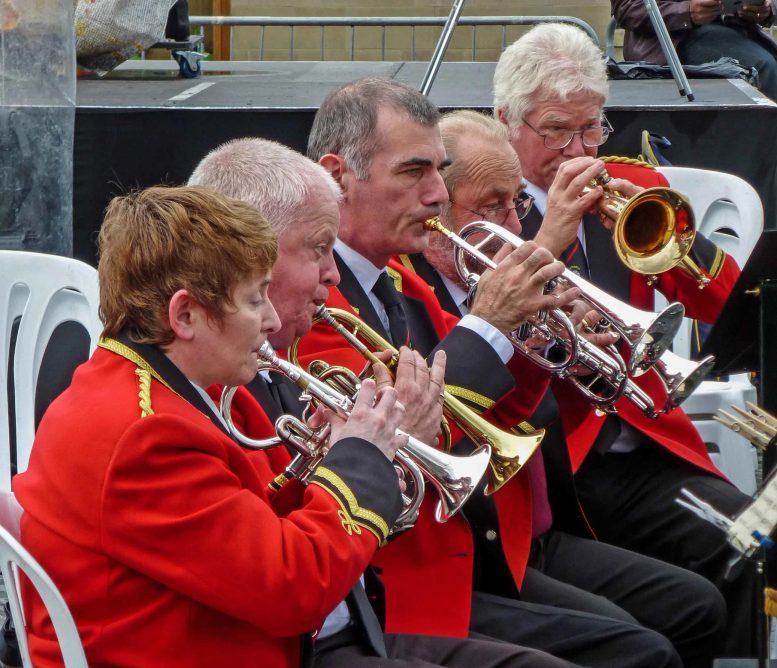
[14,342,400,668]
[529,161,741,476]
[295,257,549,636]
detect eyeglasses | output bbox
[449,194,534,225]
[521,115,613,150]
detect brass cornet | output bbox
[291,306,545,494]
[220,342,492,529]
[588,170,710,289]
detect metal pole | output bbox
[419,0,467,96]
[642,0,695,101]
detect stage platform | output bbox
[74,60,777,265]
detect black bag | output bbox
[606,56,759,88]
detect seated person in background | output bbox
[13,185,409,668]
[494,22,755,659]
[403,107,728,668]
[612,0,777,100]
[187,136,576,668]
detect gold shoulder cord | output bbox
[98,337,179,418]
[599,155,657,170]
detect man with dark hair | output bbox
[299,76,687,667]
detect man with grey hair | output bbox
[188,137,578,668]
[494,23,753,659]
[301,77,688,667]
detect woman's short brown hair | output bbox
[98,185,277,345]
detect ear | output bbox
[319,153,351,191]
[496,107,509,127]
[168,289,200,341]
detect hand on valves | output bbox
[469,240,580,336]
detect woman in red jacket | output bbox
[14,186,407,668]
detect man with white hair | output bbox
[493,22,754,658]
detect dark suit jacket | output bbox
[396,252,592,569]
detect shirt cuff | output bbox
[456,314,514,364]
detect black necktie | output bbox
[267,372,304,419]
[371,272,409,347]
[346,583,387,657]
[592,412,623,454]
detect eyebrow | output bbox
[397,157,452,170]
[543,115,600,127]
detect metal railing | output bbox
[189,15,599,62]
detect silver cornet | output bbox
[424,218,687,417]
[220,342,492,530]
[439,219,684,375]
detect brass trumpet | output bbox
[220,342,493,529]
[589,171,710,289]
[291,306,545,494]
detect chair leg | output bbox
[0,601,20,668]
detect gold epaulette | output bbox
[387,266,403,293]
[98,337,179,418]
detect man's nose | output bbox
[562,132,588,158]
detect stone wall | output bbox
[188,1,617,61]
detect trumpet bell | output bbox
[627,300,686,376]
[654,351,715,412]
[614,187,696,279]
[486,429,544,495]
[422,444,493,521]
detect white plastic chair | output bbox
[659,166,763,270]
[0,491,87,667]
[0,251,101,491]
[656,167,764,494]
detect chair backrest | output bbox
[655,167,764,358]
[0,251,101,490]
[658,166,764,268]
[0,492,87,668]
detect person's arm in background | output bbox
[612,0,721,34]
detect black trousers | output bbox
[314,629,577,667]
[469,590,681,668]
[575,442,758,658]
[522,530,728,667]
